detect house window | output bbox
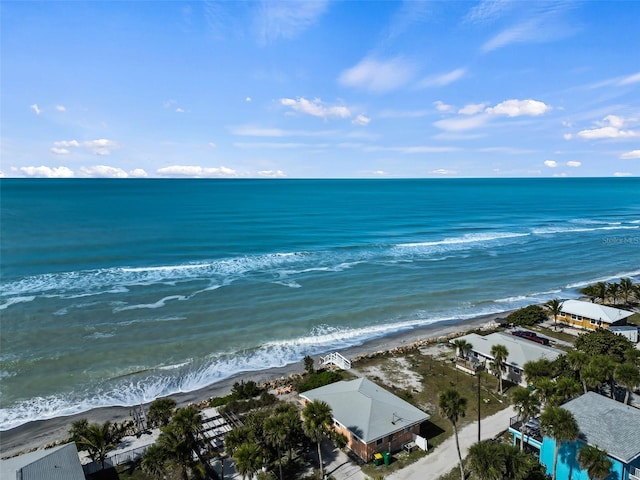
[388,433,394,442]
[559,312,565,317]
[404,426,411,433]
[376,438,383,446]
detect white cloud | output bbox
[617,72,640,86]
[129,168,148,178]
[176,107,185,113]
[208,142,217,148]
[433,114,490,131]
[577,116,638,139]
[30,104,42,115]
[620,150,640,159]
[366,145,458,154]
[352,114,370,126]
[55,105,66,112]
[257,0,328,45]
[53,140,81,148]
[280,97,351,119]
[544,160,558,168]
[245,97,252,102]
[232,126,287,137]
[51,139,119,155]
[50,147,70,155]
[459,103,486,115]
[372,170,387,176]
[613,172,633,177]
[157,165,238,178]
[257,170,286,178]
[339,56,416,93]
[419,68,466,88]
[567,161,581,167]
[431,169,457,175]
[19,165,74,178]
[379,109,430,118]
[486,99,550,117]
[563,133,573,140]
[434,101,455,113]
[79,165,129,178]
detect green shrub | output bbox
[296,370,343,392]
[507,305,547,326]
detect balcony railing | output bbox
[509,415,543,446]
[629,466,640,480]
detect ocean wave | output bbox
[532,225,639,235]
[0,296,35,310]
[0,304,517,431]
[565,269,640,289]
[398,231,529,248]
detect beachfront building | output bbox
[558,299,633,331]
[299,377,429,462]
[0,443,85,480]
[451,332,563,387]
[509,392,640,480]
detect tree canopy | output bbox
[507,305,548,326]
[574,328,634,363]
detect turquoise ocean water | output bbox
[1,178,639,430]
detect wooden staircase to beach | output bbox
[320,352,351,370]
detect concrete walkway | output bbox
[387,405,516,480]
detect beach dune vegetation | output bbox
[507,305,547,327]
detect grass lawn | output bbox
[355,348,514,478]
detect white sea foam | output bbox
[398,231,529,248]
[565,269,640,289]
[532,225,639,235]
[0,296,35,310]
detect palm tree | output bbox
[615,362,640,404]
[234,442,263,480]
[577,444,612,480]
[540,406,579,480]
[452,338,473,359]
[523,358,554,388]
[595,282,608,304]
[467,441,503,480]
[511,387,540,451]
[439,388,467,480]
[553,377,581,404]
[566,350,589,394]
[302,399,333,479]
[490,344,509,395]
[79,421,119,469]
[545,298,563,330]
[579,285,598,303]
[141,443,167,479]
[264,414,289,480]
[147,397,177,428]
[157,425,194,480]
[536,378,557,407]
[607,282,620,305]
[620,278,634,304]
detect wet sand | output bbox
[0,311,508,458]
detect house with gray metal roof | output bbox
[299,377,429,462]
[535,392,640,480]
[0,443,85,480]
[559,299,633,331]
[451,332,564,387]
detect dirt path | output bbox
[387,405,517,480]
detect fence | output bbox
[82,444,151,475]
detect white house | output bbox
[559,299,633,331]
[451,332,564,387]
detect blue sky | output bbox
[1,1,639,178]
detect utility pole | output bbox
[476,364,484,442]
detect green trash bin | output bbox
[383,451,391,465]
[373,453,383,466]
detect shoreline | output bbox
[0,310,509,458]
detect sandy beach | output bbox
[0,311,508,458]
